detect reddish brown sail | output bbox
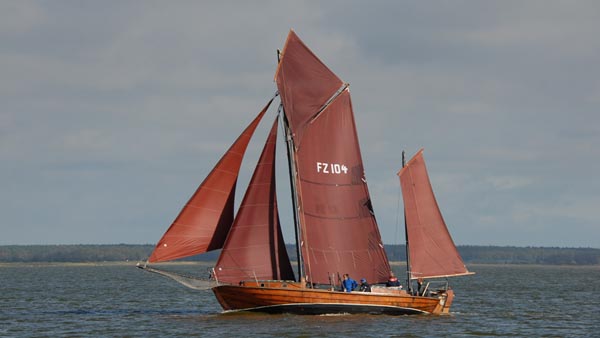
[398,149,471,279]
[275,30,391,284]
[274,30,344,144]
[214,118,294,284]
[148,99,273,263]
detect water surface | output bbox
[1,263,598,337]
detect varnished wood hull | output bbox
[212,281,454,315]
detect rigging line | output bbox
[308,83,349,125]
[276,102,284,127]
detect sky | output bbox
[1,1,599,248]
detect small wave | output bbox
[318,313,351,317]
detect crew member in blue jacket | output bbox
[341,273,358,292]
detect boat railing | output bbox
[418,280,449,297]
[212,266,260,285]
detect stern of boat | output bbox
[431,289,454,314]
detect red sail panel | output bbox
[276,32,391,286]
[275,30,344,144]
[398,149,471,279]
[295,91,391,284]
[214,118,295,284]
[148,100,272,263]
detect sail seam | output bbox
[302,211,367,220]
[195,186,233,195]
[185,200,229,209]
[298,178,363,187]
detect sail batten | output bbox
[275,31,345,145]
[148,98,274,263]
[398,149,471,280]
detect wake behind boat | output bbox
[138,30,473,315]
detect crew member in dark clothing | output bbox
[359,278,371,292]
[386,272,401,287]
[416,277,425,296]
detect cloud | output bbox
[0,1,46,34]
[486,175,534,191]
[1,1,599,247]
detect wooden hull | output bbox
[212,281,454,315]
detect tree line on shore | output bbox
[1,244,599,265]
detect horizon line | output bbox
[1,243,599,250]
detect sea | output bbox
[1,263,599,337]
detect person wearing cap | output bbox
[358,278,371,292]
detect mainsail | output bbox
[275,30,391,284]
[148,99,273,263]
[398,149,471,279]
[214,118,295,284]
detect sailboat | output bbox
[139,30,472,315]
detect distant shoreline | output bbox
[0,261,205,268]
[1,244,599,265]
[1,262,599,268]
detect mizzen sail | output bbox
[276,30,391,284]
[398,149,471,279]
[214,117,295,284]
[148,99,273,263]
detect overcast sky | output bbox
[2,1,599,248]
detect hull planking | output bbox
[212,280,454,315]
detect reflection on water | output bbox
[1,263,599,337]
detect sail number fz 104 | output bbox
[316,162,348,175]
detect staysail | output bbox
[214,117,295,284]
[148,99,273,263]
[275,30,391,284]
[398,149,472,279]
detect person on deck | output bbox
[386,272,401,287]
[359,278,371,292]
[416,277,424,296]
[341,273,358,292]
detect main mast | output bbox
[280,110,304,282]
[278,49,305,283]
[402,150,412,294]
